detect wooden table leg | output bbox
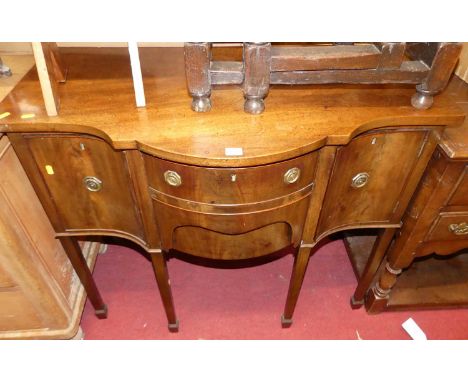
[350,228,396,308]
[150,251,179,332]
[59,237,107,318]
[281,246,311,328]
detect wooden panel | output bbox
[270,61,428,85]
[23,134,144,239]
[0,135,103,338]
[0,136,70,331]
[455,42,468,83]
[271,45,381,71]
[316,130,428,238]
[173,222,291,260]
[0,265,15,289]
[0,291,44,331]
[210,61,243,85]
[144,152,318,205]
[0,136,73,295]
[447,167,468,206]
[154,195,312,252]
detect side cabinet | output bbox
[0,135,102,339]
[316,129,430,240]
[9,134,146,245]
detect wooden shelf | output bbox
[388,252,468,310]
[344,231,468,311]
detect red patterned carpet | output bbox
[80,239,468,339]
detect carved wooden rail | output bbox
[184,42,462,114]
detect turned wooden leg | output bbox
[243,42,271,114]
[59,237,107,318]
[282,246,311,328]
[150,251,179,332]
[411,42,461,110]
[351,228,396,308]
[184,42,212,112]
[365,261,402,314]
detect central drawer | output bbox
[143,152,318,205]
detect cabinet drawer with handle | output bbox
[427,211,468,241]
[143,152,318,204]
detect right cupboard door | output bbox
[316,129,429,240]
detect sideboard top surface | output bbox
[0,47,465,166]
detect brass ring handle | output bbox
[83,176,103,192]
[164,170,182,187]
[284,167,301,184]
[448,222,468,235]
[351,172,370,188]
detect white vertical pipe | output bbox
[128,42,146,107]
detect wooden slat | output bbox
[270,61,429,85]
[271,44,382,72]
[31,42,59,116]
[210,61,243,85]
[377,43,406,69]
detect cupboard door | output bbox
[316,130,428,238]
[23,135,144,240]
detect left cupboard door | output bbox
[15,134,145,242]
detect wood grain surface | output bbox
[0,47,464,167]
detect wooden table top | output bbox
[0,47,465,166]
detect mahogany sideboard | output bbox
[0,47,464,332]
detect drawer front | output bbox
[173,223,291,260]
[22,135,144,239]
[427,211,468,241]
[154,194,311,258]
[144,152,318,204]
[317,129,428,238]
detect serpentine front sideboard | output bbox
[0,47,464,332]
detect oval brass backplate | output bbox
[164,170,182,187]
[351,172,370,188]
[284,167,301,184]
[83,176,103,192]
